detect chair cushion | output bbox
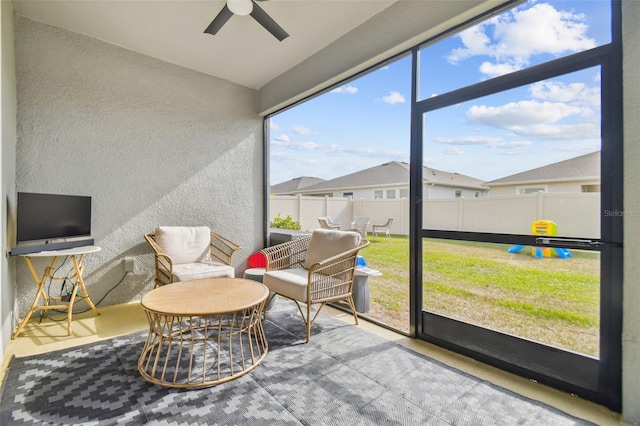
[155,226,211,264]
[303,229,361,270]
[263,268,310,302]
[172,262,234,281]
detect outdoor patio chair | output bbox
[372,217,394,241]
[317,216,341,229]
[350,216,370,238]
[261,229,369,342]
[144,226,241,288]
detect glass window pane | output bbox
[423,66,601,240]
[418,0,611,100]
[269,54,411,333]
[422,238,600,356]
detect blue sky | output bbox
[269,0,611,184]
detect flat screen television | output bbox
[16,192,92,244]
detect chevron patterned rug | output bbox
[1,298,594,425]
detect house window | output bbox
[475,192,480,198]
[400,189,409,199]
[342,192,353,198]
[455,190,462,198]
[582,184,601,193]
[387,189,396,199]
[374,190,383,199]
[519,187,546,194]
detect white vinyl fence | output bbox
[270,192,600,238]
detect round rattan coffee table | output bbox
[138,277,269,389]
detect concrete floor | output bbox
[1,301,625,425]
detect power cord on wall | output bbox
[72,271,130,314]
[41,256,131,321]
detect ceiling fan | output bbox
[204,0,289,42]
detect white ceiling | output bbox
[12,0,398,90]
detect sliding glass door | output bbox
[410,0,621,410]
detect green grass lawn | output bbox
[360,235,600,357]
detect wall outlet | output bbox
[124,258,135,273]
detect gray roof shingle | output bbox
[296,161,486,193]
[270,176,326,194]
[486,151,600,185]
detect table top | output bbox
[21,245,102,257]
[141,277,269,316]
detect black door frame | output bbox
[408,1,622,411]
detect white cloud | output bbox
[466,100,600,139]
[529,81,600,107]
[490,140,532,149]
[463,77,601,141]
[302,158,321,166]
[382,91,406,104]
[435,136,503,146]
[327,145,377,157]
[271,134,290,146]
[465,99,599,139]
[440,147,465,155]
[447,2,596,78]
[448,25,493,63]
[272,135,408,162]
[380,149,409,159]
[466,100,582,128]
[434,136,531,150]
[270,121,280,130]
[295,141,320,150]
[331,85,359,94]
[494,3,595,58]
[478,61,522,78]
[506,122,600,139]
[293,125,312,135]
[285,141,319,151]
[270,135,319,150]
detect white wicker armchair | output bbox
[261,229,369,342]
[144,226,241,288]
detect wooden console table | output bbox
[12,246,101,339]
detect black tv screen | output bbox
[17,192,92,244]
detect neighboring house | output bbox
[485,151,600,196]
[270,176,326,195]
[293,161,488,199]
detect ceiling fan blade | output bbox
[250,1,289,41]
[204,4,234,35]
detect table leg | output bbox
[12,265,46,339]
[12,254,101,339]
[11,256,58,339]
[66,254,100,335]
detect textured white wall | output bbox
[13,17,263,319]
[1,0,17,360]
[622,1,640,424]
